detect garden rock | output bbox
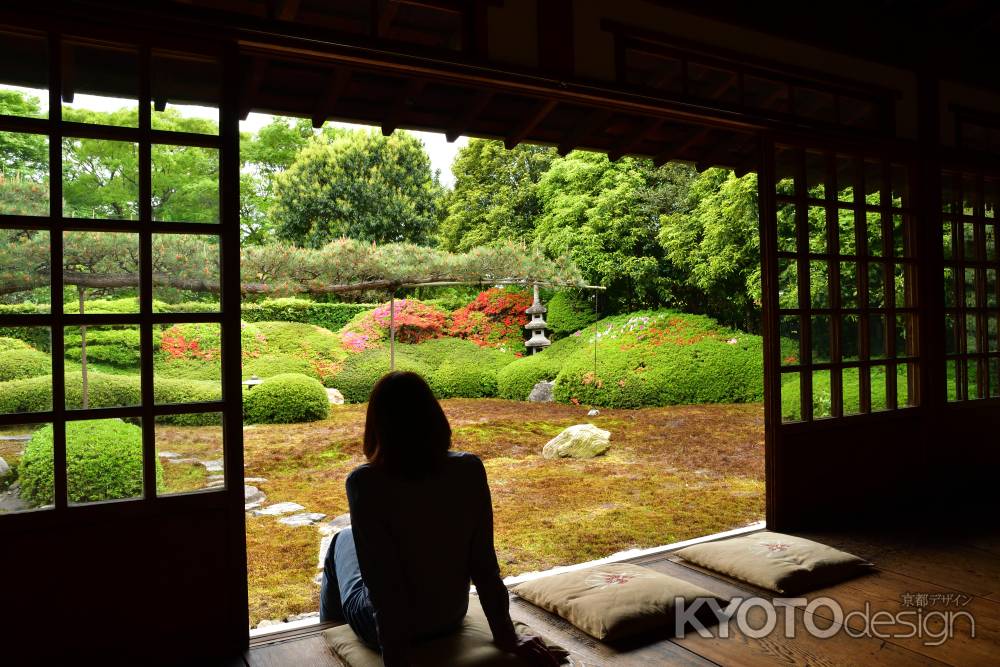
[245,485,265,505]
[252,501,304,517]
[542,424,611,459]
[245,476,269,484]
[0,456,9,477]
[317,514,353,569]
[327,388,345,405]
[278,512,327,527]
[202,459,224,473]
[587,409,600,417]
[158,451,181,459]
[528,380,554,402]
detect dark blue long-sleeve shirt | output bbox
[345,451,517,661]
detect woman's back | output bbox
[346,450,500,641]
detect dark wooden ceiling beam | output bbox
[382,78,425,136]
[558,109,613,156]
[312,68,352,129]
[446,90,492,142]
[653,125,711,166]
[61,43,75,103]
[609,117,662,161]
[504,99,557,150]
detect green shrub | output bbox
[242,353,317,381]
[496,334,586,400]
[243,373,330,424]
[18,419,162,506]
[332,337,513,402]
[0,336,31,352]
[154,358,221,382]
[64,327,149,368]
[545,290,599,339]
[333,349,433,403]
[242,298,375,332]
[780,366,908,421]
[0,348,50,381]
[0,371,220,425]
[0,308,51,351]
[549,311,764,408]
[251,321,346,385]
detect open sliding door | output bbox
[759,137,927,529]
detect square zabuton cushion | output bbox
[674,531,871,595]
[323,596,568,667]
[511,563,726,641]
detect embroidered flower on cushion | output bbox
[583,570,650,589]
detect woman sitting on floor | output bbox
[320,370,560,667]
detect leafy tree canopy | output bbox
[438,139,556,251]
[272,129,443,248]
[0,90,47,177]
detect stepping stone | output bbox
[0,434,31,442]
[207,479,225,488]
[244,477,268,484]
[202,459,224,472]
[244,485,265,505]
[244,502,262,512]
[158,451,181,459]
[288,612,319,622]
[317,514,352,568]
[168,457,199,465]
[252,502,304,517]
[278,512,326,527]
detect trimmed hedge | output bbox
[333,337,514,402]
[0,306,51,351]
[333,349,433,403]
[0,348,50,382]
[0,336,31,352]
[550,311,764,408]
[251,321,346,385]
[496,334,586,400]
[19,419,162,506]
[242,353,317,381]
[243,373,330,424]
[64,327,148,368]
[242,298,375,332]
[0,371,220,425]
[544,290,599,340]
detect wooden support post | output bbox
[389,294,396,371]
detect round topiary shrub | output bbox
[332,349,433,403]
[0,348,51,382]
[18,419,162,506]
[545,290,599,340]
[243,373,330,424]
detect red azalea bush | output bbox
[340,299,448,351]
[160,322,267,361]
[448,288,532,348]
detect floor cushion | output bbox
[674,530,872,595]
[323,596,568,667]
[511,563,726,641]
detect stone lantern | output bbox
[524,285,551,354]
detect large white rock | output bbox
[542,424,611,459]
[0,456,9,477]
[327,388,345,405]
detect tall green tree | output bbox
[272,129,442,247]
[438,139,556,251]
[0,90,48,177]
[658,168,761,331]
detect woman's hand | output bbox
[498,633,561,666]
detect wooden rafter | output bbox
[382,78,425,136]
[446,89,492,142]
[504,99,557,150]
[654,126,711,166]
[609,117,662,161]
[558,109,612,156]
[312,68,352,129]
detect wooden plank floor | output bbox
[245,528,1000,666]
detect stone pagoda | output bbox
[524,284,551,354]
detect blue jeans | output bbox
[320,527,380,648]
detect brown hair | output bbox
[363,371,451,474]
